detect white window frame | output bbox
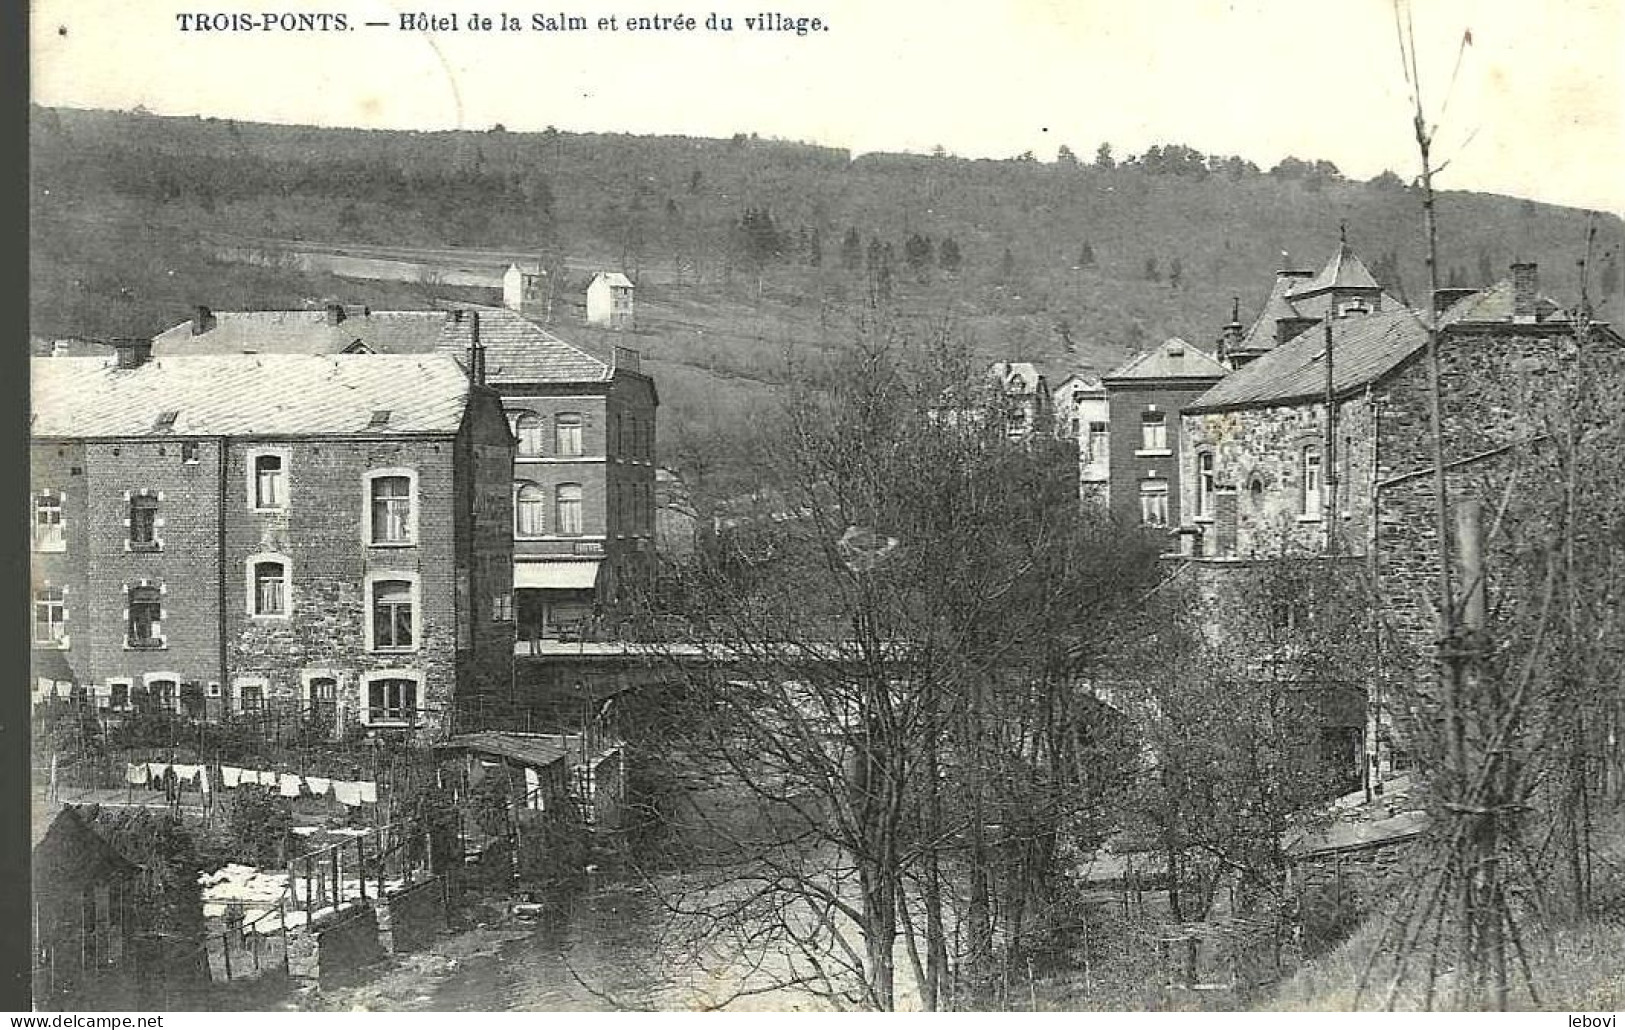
[511,411,545,458]
[556,482,584,537]
[246,553,292,619]
[181,441,201,465]
[514,480,546,538]
[492,593,514,622]
[358,669,423,727]
[1140,481,1170,528]
[33,491,66,552]
[365,571,421,654]
[555,412,585,457]
[230,675,270,716]
[363,468,418,547]
[33,583,69,649]
[1138,411,1169,455]
[247,447,291,512]
[1300,445,1324,520]
[142,671,184,715]
[1195,450,1216,520]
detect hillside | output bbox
[29,106,1625,487]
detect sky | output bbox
[29,0,1625,215]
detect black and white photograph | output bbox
[24,0,1625,1014]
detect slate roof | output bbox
[434,304,615,386]
[148,304,625,386]
[1439,278,1563,323]
[1188,307,1428,412]
[152,310,448,357]
[1103,338,1227,383]
[591,272,635,289]
[32,354,473,437]
[1235,273,1314,355]
[1288,246,1382,298]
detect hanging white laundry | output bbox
[357,781,378,805]
[220,766,246,788]
[257,770,278,787]
[331,781,363,807]
[305,776,331,797]
[125,763,149,785]
[198,768,211,793]
[279,773,303,798]
[148,762,171,780]
[172,763,202,785]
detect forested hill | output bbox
[29,104,1624,473]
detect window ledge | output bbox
[125,640,168,651]
[33,544,67,554]
[249,613,290,621]
[250,507,288,515]
[34,639,70,650]
[367,540,416,549]
[1193,516,1215,524]
[128,542,163,553]
[368,647,419,656]
[1296,514,1324,523]
[1134,449,1173,457]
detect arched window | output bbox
[515,481,546,537]
[513,412,545,457]
[556,483,584,536]
[251,558,289,617]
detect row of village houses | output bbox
[31,240,1622,747]
[31,289,658,739]
[1018,241,1623,778]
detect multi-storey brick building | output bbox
[1051,373,1109,503]
[30,343,514,738]
[152,301,659,641]
[1101,338,1226,533]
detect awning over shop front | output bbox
[513,560,602,591]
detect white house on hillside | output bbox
[586,272,634,330]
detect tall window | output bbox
[1086,421,1109,463]
[33,494,64,551]
[371,579,415,650]
[1302,446,1323,518]
[513,412,544,457]
[130,495,159,549]
[555,413,584,457]
[308,676,338,728]
[33,587,66,646]
[1140,412,1167,451]
[515,481,546,537]
[128,586,162,648]
[1140,482,1169,528]
[253,560,288,616]
[370,475,413,544]
[1196,452,1216,518]
[367,677,418,724]
[556,483,584,536]
[253,454,286,510]
[237,680,265,714]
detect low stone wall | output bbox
[1291,831,1422,955]
[375,877,447,955]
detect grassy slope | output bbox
[29,106,1625,487]
[1268,803,1625,1011]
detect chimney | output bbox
[1511,262,1539,322]
[1219,296,1245,362]
[467,311,486,385]
[112,337,153,370]
[325,303,346,326]
[191,305,216,336]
